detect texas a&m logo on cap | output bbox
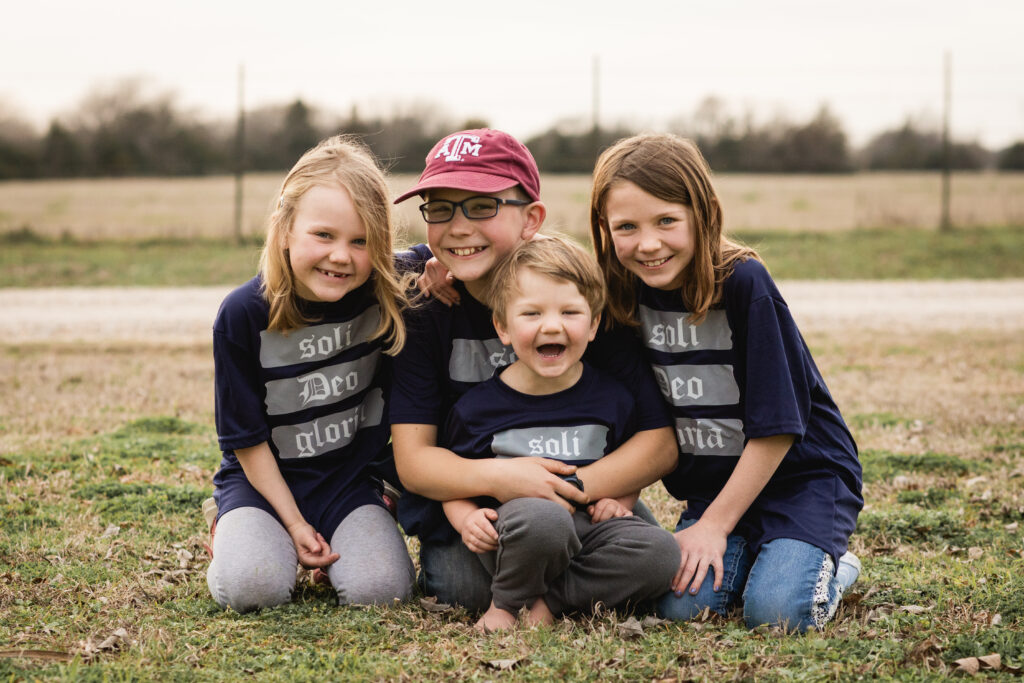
[393,128,541,203]
[435,134,482,163]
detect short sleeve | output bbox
[394,243,433,275]
[742,295,812,440]
[388,303,446,426]
[213,330,270,451]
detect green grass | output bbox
[2,225,1023,286]
[740,225,1024,280]
[0,232,263,288]
[2,413,1024,680]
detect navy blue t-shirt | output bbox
[212,244,432,536]
[441,362,638,522]
[390,280,671,543]
[640,258,862,563]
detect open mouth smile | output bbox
[448,247,486,257]
[639,256,671,268]
[317,268,350,279]
[537,344,566,358]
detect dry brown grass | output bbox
[2,172,1023,242]
[0,342,213,455]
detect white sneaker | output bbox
[835,551,862,592]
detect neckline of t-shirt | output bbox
[493,360,592,401]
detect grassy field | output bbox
[2,170,1023,679]
[1,324,1022,680]
[2,172,1024,242]
[3,226,1024,288]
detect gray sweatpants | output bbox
[477,498,680,615]
[206,505,415,613]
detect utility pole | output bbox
[233,64,246,244]
[940,51,952,232]
[591,55,601,162]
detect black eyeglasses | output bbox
[418,196,531,223]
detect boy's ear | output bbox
[521,201,546,241]
[493,314,512,346]
[587,313,600,342]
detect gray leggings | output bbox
[478,498,681,615]
[207,505,415,613]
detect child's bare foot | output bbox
[475,602,517,633]
[525,598,555,627]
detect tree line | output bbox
[1,82,1022,180]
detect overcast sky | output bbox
[3,0,1022,148]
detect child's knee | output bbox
[207,560,294,613]
[655,570,734,621]
[742,540,839,632]
[497,498,577,554]
[648,529,683,585]
[336,562,415,607]
[742,585,806,631]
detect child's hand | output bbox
[417,258,460,306]
[287,521,340,569]
[492,457,588,513]
[461,507,499,554]
[671,519,726,596]
[588,497,634,523]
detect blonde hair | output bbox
[259,135,411,354]
[589,133,760,327]
[486,234,606,326]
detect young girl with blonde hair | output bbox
[590,133,863,631]
[207,136,426,612]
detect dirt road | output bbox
[2,280,1023,344]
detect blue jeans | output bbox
[419,499,663,614]
[655,518,845,631]
[419,535,493,612]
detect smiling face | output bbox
[603,179,697,292]
[493,267,599,395]
[286,183,372,302]
[425,187,543,301]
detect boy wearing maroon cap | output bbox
[389,129,677,618]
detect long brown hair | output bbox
[259,135,411,354]
[589,133,759,326]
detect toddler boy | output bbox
[442,236,680,631]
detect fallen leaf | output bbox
[1005,522,1019,532]
[907,636,942,663]
[418,597,452,613]
[955,657,980,674]
[484,658,523,671]
[843,591,864,606]
[968,547,984,560]
[616,616,644,639]
[642,615,671,628]
[978,654,1001,670]
[101,525,120,539]
[76,627,131,660]
[965,476,987,488]
[176,548,194,568]
[97,628,131,651]
[991,614,1002,626]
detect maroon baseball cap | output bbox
[394,128,540,204]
